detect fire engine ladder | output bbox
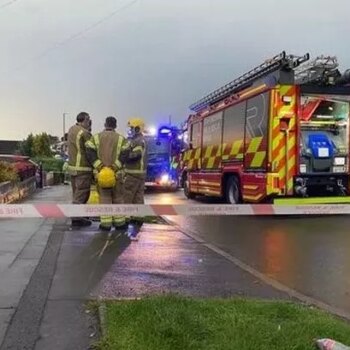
[294,55,340,85]
[189,51,310,113]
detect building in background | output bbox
[0,140,21,155]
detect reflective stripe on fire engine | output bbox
[271,85,297,195]
[228,140,244,159]
[274,197,350,205]
[198,180,221,187]
[243,185,259,190]
[186,136,267,169]
[202,145,222,168]
[243,193,264,202]
[247,137,262,153]
[266,173,280,195]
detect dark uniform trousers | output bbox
[71,173,92,204]
[99,174,126,228]
[123,174,145,204]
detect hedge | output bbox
[0,161,19,183]
[34,157,65,173]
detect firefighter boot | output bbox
[71,218,92,228]
[99,224,111,232]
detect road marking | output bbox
[163,216,350,321]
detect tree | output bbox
[20,133,55,158]
[32,133,52,157]
[20,133,34,157]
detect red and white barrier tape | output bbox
[1,204,350,218]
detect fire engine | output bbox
[180,51,350,204]
[144,125,183,190]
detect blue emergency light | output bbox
[159,127,172,135]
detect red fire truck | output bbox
[180,52,350,204]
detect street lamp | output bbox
[63,113,68,140]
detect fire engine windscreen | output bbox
[300,96,350,175]
[146,137,170,155]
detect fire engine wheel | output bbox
[225,176,241,204]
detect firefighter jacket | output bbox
[67,124,92,175]
[119,133,147,178]
[85,129,126,173]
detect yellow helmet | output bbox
[97,167,116,189]
[127,118,145,132]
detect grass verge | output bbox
[96,296,350,350]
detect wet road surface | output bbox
[159,189,350,314]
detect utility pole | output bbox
[63,112,68,140]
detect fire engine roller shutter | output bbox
[222,101,246,162]
[244,92,270,171]
[185,121,201,170]
[202,112,223,169]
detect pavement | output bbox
[0,186,96,350]
[1,185,350,349]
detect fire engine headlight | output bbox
[334,157,346,166]
[160,174,169,184]
[300,164,307,173]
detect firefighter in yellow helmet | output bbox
[119,117,147,240]
[86,116,127,232]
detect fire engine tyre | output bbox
[184,176,195,199]
[225,176,241,204]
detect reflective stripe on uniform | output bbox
[125,169,146,174]
[68,165,92,172]
[76,130,84,168]
[132,146,143,153]
[85,140,96,149]
[113,216,126,226]
[114,135,124,170]
[124,138,146,174]
[93,159,102,169]
[94,134,100,157]
[100,216,112,228]
[140,141,145,172]
[100,216,126,228]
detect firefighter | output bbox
[120,117,147,241]
[67,112,93,227]
[85,116,127,232]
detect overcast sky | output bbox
[0,0,349,140]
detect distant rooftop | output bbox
[0,140,21,155]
